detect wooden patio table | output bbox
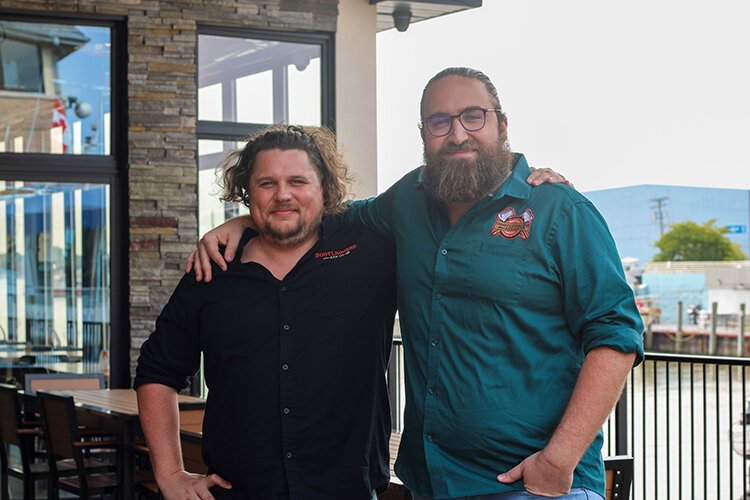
[47,388,205,499]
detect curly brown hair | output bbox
[220,124,353,215]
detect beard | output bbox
[257,207,322,247]
[421,137,514,204]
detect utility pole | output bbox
[650,196,669,236]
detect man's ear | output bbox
[499,114,509,143]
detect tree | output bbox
[653,219,747,262]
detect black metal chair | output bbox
[604,455,634,500]
[37,391,119,499]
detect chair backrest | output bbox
[179,409,207,474]
[0,383,23,447]
[37,391,82,461]
[604,455,634,500]
[24,373,104,395]
[180,431,208,475]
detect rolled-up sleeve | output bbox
[133,274,202,391]
[550,200,645,365]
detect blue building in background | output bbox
[584,185,750,264]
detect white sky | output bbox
[375,0,750,193]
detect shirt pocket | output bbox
[468,241,529,307]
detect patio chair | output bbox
[0,382,49,500]
[604,455,633,500]
[37,391,119,499]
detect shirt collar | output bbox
[491,153,532,201]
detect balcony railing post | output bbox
[710,302,718,355]
[615,385,628,456]
[739,303,746,357]
[676,301,684,353]
[388,342,400,431]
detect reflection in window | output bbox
[0,181,110,374]
[198,140,243,239]
[198,34,322,126]
[0,21,111,155]
[0,38,42,92]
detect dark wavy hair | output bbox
[220,125,353,215]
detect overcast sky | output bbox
[375,0,750,193]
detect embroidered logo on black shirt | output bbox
[490,207,534,240]
[315,244,357,260]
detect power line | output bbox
[650,197,669,236]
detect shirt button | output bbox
[282,364,289,371]
[281,286,287,292]
[286,452,293,458]
[441,249,447,256]
[428,387,435,395]
[435,292,442,300]
[282,324,290,331]
[283,407,290,415]
[427,434,434,442]
[431,340,439,347]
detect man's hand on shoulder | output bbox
[496,449,574,497]
[158,469,232,500]
[527,166,574,188]
[186,215,254,282]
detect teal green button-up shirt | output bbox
[346,154,644,498]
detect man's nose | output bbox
[447,116,469,143]
[275,184,293,200]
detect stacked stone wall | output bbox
[0,0,338,378]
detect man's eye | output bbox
[462,111,484,123]
[427,115,450,130]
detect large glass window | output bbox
[0,16,121,387]
[0,21,111,155]
[0,181,109,371]
[197,28,333,232]
[198,34,322,127]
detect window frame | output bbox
[196,25,336,141]
[0,9,128,388]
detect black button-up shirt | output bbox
[134,218,397,499]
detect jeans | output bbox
[411,487,604,500]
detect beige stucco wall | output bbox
[335,0,378,198]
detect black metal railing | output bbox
[386,345,750,499]
[611,353,750,500]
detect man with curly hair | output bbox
[135,125,397,499]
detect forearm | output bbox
[542,347,635,469]
[136,383,184,481]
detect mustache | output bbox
[440,140,478,155]
[270,204,299,212]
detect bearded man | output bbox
[188,67,642,500]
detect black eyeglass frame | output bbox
[418,107,504,137]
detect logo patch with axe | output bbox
[489,207,535,240]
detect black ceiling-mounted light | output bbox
[370,1,482,32]
[392,7,412,32]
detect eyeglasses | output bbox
[419,107,503,137]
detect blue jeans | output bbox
[411,487,604,500]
